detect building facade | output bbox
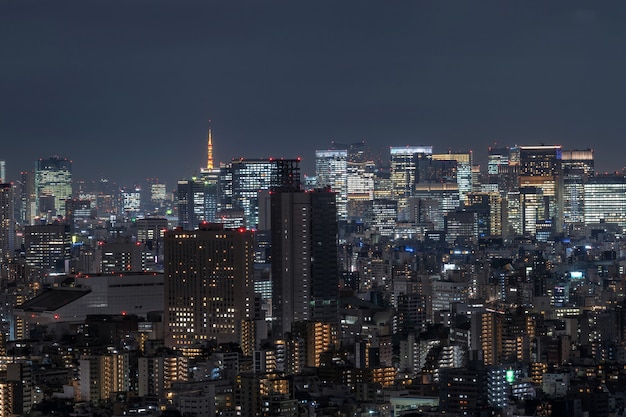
[164,222,254,347]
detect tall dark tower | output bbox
[271,185,339,339]
[0,183,15,260]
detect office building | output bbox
[390,146,433,219]
[346,160,376,220]
[120,187,141,219]
[518,145,563,234]
[465,192,503,237]
[445,210,478,244]
[164,222,254,347]
[372,199,397,237]
[271,187,339,339]
[562,149,594,229]
[24,223,71,283]
[583,174,626,231]
[177,177,216,230]
[315,149,348,220]
[222,158,302,230]
[34,156,72,219]
[136,217,168,270]
[65,198,93,235]
[432,152,472,201]
[487,147,519,196]
[411,183,461,230]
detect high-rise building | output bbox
[221,158,301,230]
[177,177,217,230]
[271,187,339,339]
[411,183,461,230]
[315,150,348,220]
[164,222,254,347]
[136,217,168,269]
[561,149,594,230]
[432,152,473,201]
[518,145,563,234]
[465,192,503,237]
[583,174,626,230]
[346,160,376,220]
[120,187,141,219]
[65,198,93,235]
[0,183,15,259]
[390,146,433,219]
[487,147,519,196]
[24,223,71,283]
[34,156,72,219]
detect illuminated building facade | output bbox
[24,223,71,283]
[562,149,594,229]
[432,152,472,201]
[346,160,375,220]
[220,158,301,230]
[518,145,563,234]
[177,177,216,229]
[164,222,254,347]
[465,192,502,237]
[412,183,460,230]
[390,146,433,219]
[34,156,72,219]
[583,174,626,230]
[315,149,348,220]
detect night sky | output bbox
[3,1,626,188]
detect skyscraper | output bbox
[220,158,301,230]
[0,183,15,259]
[561,149,594,229]
[583,174,626,230]
[164,222,254,347]
[177,177,216,229]
[24,223,71,283]
[34,156,72,219]
[271,187,339,339]
[518,145,563,235]
[431,152,472,202]
[390,146,433,220]
[315,150,348,220]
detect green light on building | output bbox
[506,370,515,383]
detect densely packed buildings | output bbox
[1,139,626,416]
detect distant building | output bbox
[220,158,302,230]
[0,183,15,259]
[562,149,594,229]
[24,223,71,283]
[34,156,72,219]
[518,145,563,235]
[316,149,348,220]
[390,146,433,220]
[584,174,626,231]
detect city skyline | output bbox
[4,1,626,186]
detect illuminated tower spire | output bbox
[207,127,214,170]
